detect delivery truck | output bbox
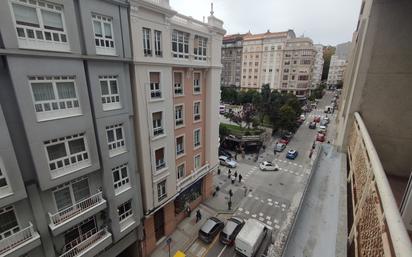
[235,219,267,257]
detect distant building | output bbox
[326,42,351,87]
[312,44,324,88]
[221,34,246,88]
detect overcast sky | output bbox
[170,0,361,46]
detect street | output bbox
[185,91,338,257]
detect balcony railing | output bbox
[49,192,104,226]
[347,112,412,257]
[59,227,110,257]
[177,163,210,191]
[0,222,37,255]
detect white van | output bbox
[219,105,225,114]
[235,219,267,257]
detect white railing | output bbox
[347,112,412,257]
[49,192,104,226]
[0,223,36,255]
[59,227,109,257]
[177,163,210,191]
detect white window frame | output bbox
[194,154,201,170]
[176,162,185,180]
[117,200,133,222]
[99,75,121,111]
[154,30,162,57]
[92,14,116,56]
[175,135,185,158]
[194,35,207,61]
[172,30,189,59]
[0,206,20,240]
[10,0,70,52]
[193,101,201,122]
[152,111,164,137]
[193,128,201,149]
[193,72,201,94]
[174,104,184,128]
[0,158,11,197]
[44,133,90,178]
[142,27,151,56]
[154,147,166,172]
[157,180,167,202]
[106,123,126,157]
[149,72,162,100]
[112,163,130,194]
[173,71,184,96]
[52,177,90,212]
[29,76,81,121]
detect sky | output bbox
[170,0,361,46]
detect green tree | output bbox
[219,124,230,138]
[322,46,336,81]
[278,105,297,132]
[221,86,238,104]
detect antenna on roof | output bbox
[210,2,214,16]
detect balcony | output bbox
[0,223,41,257]
[48,192,107,236]
[59,227,112,257]
[177,163,210,192]
[347,112,412,257]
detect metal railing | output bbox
[177,163,210,191]
[48,192,104,226]
[0,222,36,255]
[347,112,412,257]
[59,227,109,257]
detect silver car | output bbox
[219,156,237,168]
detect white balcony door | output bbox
[53,178,90,211]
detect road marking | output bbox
[259,217,264,221]
[238,207,243,211]
[267,221,272,225]
[254,197,259,200]
[299,165,303,168]
[266,216,271,220]
[217,245,227,257]
[268,202,273,206]
[252,214,257,218]
[275,225,280,229]
[245,211,250,214]
[259,212,263,216]
[248,194,253,197]
[274,219,279,224]
[202,232,219,257]
[268,199,272,202]
[293,163,298,166]
[281,204,287,208]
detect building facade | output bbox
[0,0,143,256]
[221,33,245,88]
[129,0,225,255]
[312,44,324,88]
[326,41,351,87]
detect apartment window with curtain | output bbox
[11,0,69,51]
[29,76,81,121]
[154,30,162,56]
[106,124,126,156]
[117,200,132,222]
[45,133,90,178]
[53,178,90,211]
[177,163,185,180]
[155,148,165,171]
[175,105,184,127]
[152,112,164,137]
[99,75,121,111]
[194,35,207,60]
[174,72,183,96]
[92,14,115,55]
[112,163,130,194]
[194,129,201,148]
[194,154,201,170]
[176,136,184,157]
[193,101,201,121]
[193,72,201,93]
[143,28,151,56]
[157,180,167,201]
[172,30,189,59]
[149,72,161,99]
[0,206,19,240]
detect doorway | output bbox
[154,208,165,241]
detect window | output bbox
[298,75,309,81]
[300,60,311,65]
[193,72,201,93]
[92,14,115,55]
[194,129,201,148]
[283,75,288,80]
[172,30,189,59]
[194,35,207,60]
[63,217,96,250]
[142,28,151,56]
[174,72,183,96]
[149,72,161,99]
[118,200,132,222]
[100,76,121,111]
[284,61,290,65]
[0,206,19,240]
[154,30,162,56]
[152,112,164,136]
[11,0,69,51]
[155,148,165,171]
[0,158,10,194]
[193,102,201,121]
[194,154,201,170]
[175,105,184,127]
[177,163,185,180]
[106,124,126,156]
[176,136,184,156]
[112,164,130,193]
[53,178,90,211]
[157,180,167,201]
[45,133,90,177]
[29,76,80,121]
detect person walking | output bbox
[186,205,191,217]
[234,171,238,178]
[228,169,231,179]
[239,174,243,183]
[231,175,235,184]
[195,209,202,223]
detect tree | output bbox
[241,103,256,128]
[219,124,229,139]
[221,86,238,104]
[322,46,336,81]
[278,105,297,132]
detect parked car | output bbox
[308,122,316,129]
[259,161,279,171]
[274,143,286,152]
[286,150,298,160]
[313,116,321,123]
[219,156,237,168]
[219,148,232,158]
[220,217,245,245]
[316,133,325,142]
[279,138,289,145]
[299,114,306,121]
[235,219,268,257]
[318,125,327,134]
[323,117,330,124]
[320,120,328,126]
[199,217,225,243]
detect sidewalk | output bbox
[149,204,217,257]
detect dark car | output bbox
[199,217,224,243]
[309,122,316,129]
[286,149,298,160]
[219,148,232,158]
[220,217,245,245]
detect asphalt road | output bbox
[187,91,338,257]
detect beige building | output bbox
[129,0,225,255]
[337,0,412,255]
[221,33,246,87]
[327,42,351,87]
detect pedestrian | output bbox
[186,205,191,217]
[195,209,202,223]
[228,169,231,179]
[231,175,235,184]
[234,171,238,178]
[217,167,221,175]
[239,174,242,183]
[228,200,232,210]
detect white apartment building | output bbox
[312,44,324,88]
[327,41,351,87]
